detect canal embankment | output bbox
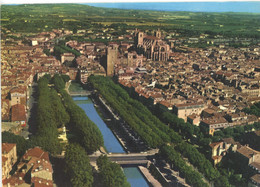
[67,81,162,187]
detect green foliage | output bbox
[53,44,81,58]
[31,75,69,155]
[61,74,70,83]
[65,143,93,187]
[52,74,65,91]
[159,145,208,187]
[97,155,130,187]
[2,131,30,157]
[213,122,260,141]
[1,4,260,40]
[88,75,182,148]
[214,175,231,187]
[243,102,260,117]
[43,48,51,56]
[53,77,104,154]
[49,88,70,127]
[62,92,104,154]
[175,142,220,182]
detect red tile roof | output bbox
[11,104,26,122]
[2,143,16,154]
[32,177,53,187]
[237,146,260,159]
[2,172,26,186]
[23,147,50,162]
[251,174,260,184]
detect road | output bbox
[19,83,37,139]
[26,82,38,136]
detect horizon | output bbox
[2,2,260,13]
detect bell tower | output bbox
[138,32,144,46]
[155,28,161,39]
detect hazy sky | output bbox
[3,0,260,5]
[2,0,260,13]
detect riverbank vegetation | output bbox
[97,155,130,187]
[64,143,93,187]
[88,75,229,186]
[89,75,182,148]
[29,75,66,155]
[52,74,104,154]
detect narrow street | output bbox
[26,82,38,136]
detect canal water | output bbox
[72,96,149,187]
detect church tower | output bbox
[106,45,118,76]
[137,32,144,46]
[155,28,161,39]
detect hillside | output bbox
[1,4,260,38]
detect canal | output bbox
[72,96,149,187]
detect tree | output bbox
[65,143,93,187]
[2,131,30,157]
[49,88,70,127]
[97,155,130,187]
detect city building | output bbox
[2,143,17,180]
[106,45,118,76]
[173,102,205,122]
[135,28,171,61]
[3,147,54,187]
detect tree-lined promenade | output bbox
[51,74,130,187]
[88,75,230,187]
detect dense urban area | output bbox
[1,3,260,187]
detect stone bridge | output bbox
[69,91,92,97]
[89,149,159,165]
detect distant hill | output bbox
[1,4,260,39]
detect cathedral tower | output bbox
[137,32,144,46]
[155,28,161,39]
[106,45,118,76]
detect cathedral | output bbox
[135,28,171,61]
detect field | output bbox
[1,4,260,39]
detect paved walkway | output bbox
[138,166,162,187]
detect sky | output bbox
[2,0,260,13]
[85,2,260,13]
[2,0,260,4]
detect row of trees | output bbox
[30,75,70,155]
[64,143,94,187]
[88,76,210,186]
[2,75,71,158]
[121,81,259,186]
[89,75,182,149]
[52,74,104,154]
[159,145,208,187]
[96,155,130,187]
[50,74,105,186]
[175,142,220,182]
[91,76,233,186]
[53,44,81,59]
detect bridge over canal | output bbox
[89,149,159,166]
[69,91,92,97]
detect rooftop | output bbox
[251,174,260,184]
[2,143,16,154]
[11,104,26,122]
[237,146,260,159]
